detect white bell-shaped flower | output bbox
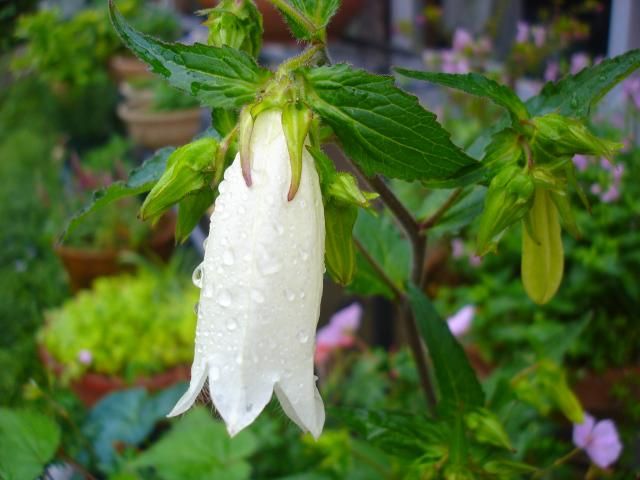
[168,110,326,439]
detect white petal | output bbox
[169,110,325,437]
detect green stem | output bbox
[277,44,324,76]
[268,0,319,40]
[354,238,404,301]
[420,188,463,230]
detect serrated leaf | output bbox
[302,65,479,183]
[65,147,174,238]
[274,0,340,40]
[109,0,271,109]
[407,285,484,414]
[127,407,256,480]
[176,188,215,243]
[0,409,61,480]
[526,49,640,118]
[395,69,529,123]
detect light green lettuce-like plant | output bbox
[68,0,640,476]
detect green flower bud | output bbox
[521,187,564,305]
[324,203,357,286]
[282,102,313,200]
[530,113,621,162]
[476,165,534,255]
[201,0,263,58]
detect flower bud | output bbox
[282,102,313,200]
[476,165,534,255]
[201,0,262,58]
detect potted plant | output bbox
[118,80,202,149]
[53,137,176,291]
[39,263,198,406]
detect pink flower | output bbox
[570,53,590,74]
[469,254,482,267]
[516,21,529,43]
[77,349,92,365]
[572,154,589,171]
[544,61,559,82]
[452,28,472,52]
[532,26,546,47]
[573,413,622,468]
[451,238,465,259]
[600,185,620,203]
[315,303,363,365]
[447,305,475,337]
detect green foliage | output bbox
[274,0,340,41]
[527,49,640,118]
[202,0,263,58]
[394,69,529,124]
[151,81,201,112]
[41,264,198,380]
[125,407,257,479]
[0,408,61,480]
[109,0,272,109]
[302,65,480,184]
[324,203,357,285]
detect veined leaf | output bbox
[395,69,529,123]
[274,0,340,40]
[176,188,215,243]
[407,285,484,414]
[526,49,640,118]
[65,147,174,238]
[109,0,271,109]
[302,65,479,184]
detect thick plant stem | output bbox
[349,161,437,413]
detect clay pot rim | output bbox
[117,102,202,123]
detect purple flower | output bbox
[572,154,589,171]
[570,53,590,74]
[447,305,475,337]
[452,28,472,52]
[600,185,620,203]
[469,254,482,267]
[544,61,559,82]
[516,21,529,43]
[573,413,623,468]
[532,26,546,47]
[315,303,363,364]
[451,238,465,259]
[77,349,92,365]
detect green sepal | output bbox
[211,108,238,137]
[476,165,534,255]
[175,188,216,243]
[549,190,581,239]
[282,102,313,200]
[140,138,218,221]
[200,0,263,58]
[521,187,564,305]
[464,407,513,451]
[481,128,523,173]
[238,107,254,186]
[324,203,358,286]
[530,113,622,162]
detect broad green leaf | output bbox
[274,0,340,40]
[0,408,61,480]
[83,384,187,472]
[140,138,218,221]
[65,147,174,238]
[526,49,640,118]
[127,407,257,480]
[302,65,479,183]
[395,69,529,123]
[407,285,484,414]
[325,203,357,285]
[176,188,215,243]
[109,0,271,109]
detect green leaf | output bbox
[325,202,357,285]
[82,385,187,472]
[140,138,218,221]
[65,147,174,238]
[526,49,640,118]
[0,408,61,480]
[274,0,340,40]
[127,407,257,480]
[407,285,484,414]
[464,407,512,450]
[176,188,215,243]
[395,69,529,123]
[109,0,271,109]
[302,65,479,183]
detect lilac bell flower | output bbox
[446,305,475,337]
[573,413,623,469]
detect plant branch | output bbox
[354,238,404,301]
[268,0,319,40]
[420,188,463,231]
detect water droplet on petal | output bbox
[238,205,246,215]
[192,263,204,288]
[251,289,265,303]
[301,250,309,261]
[223,249,235,265]
[299,291,306,299]
[210,366,220,381]
[300,199,307,209]
[297,330,309,343]
[245,403,253,412]
[276,223,284,235]
[226,318,238,331]
[202,237,208,250]
[285,289,296,301]
[217,290,232,307]
[236,355,243,365]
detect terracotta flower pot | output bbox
[109,54,152,84]
[39,346,190,407]
[118,102,203,149]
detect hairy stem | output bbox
[268,0,320,40]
